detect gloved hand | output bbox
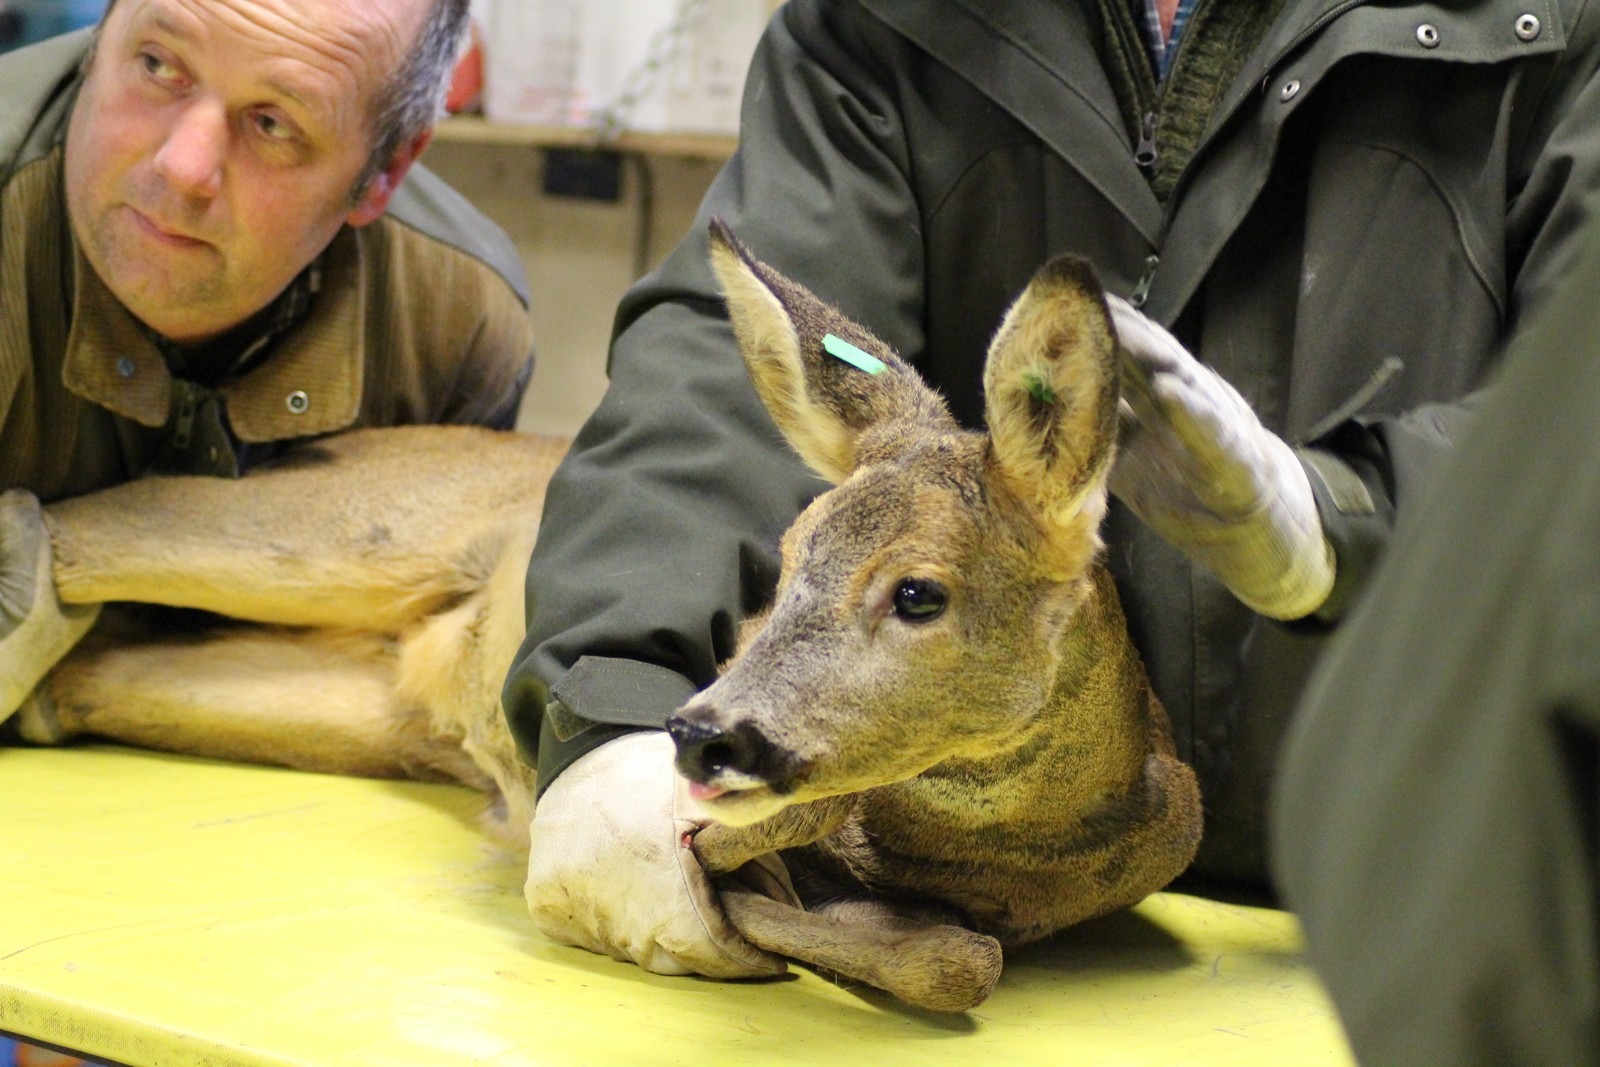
[1,489,101,721]
[1106,297,1335,620]
[524,730,795,978]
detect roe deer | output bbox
[665,220,1202,1010]
[11,220,1199,1015]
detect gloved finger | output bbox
[1107,295,1196,381]
[0,491,102,720]
[1146,372,1256,471]
[524,732,783,981]
[668,830,790,978]
[0,490,47,633]
[1145,384,1278,516]
[670,778,790,977]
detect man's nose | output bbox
[151,100,227,200]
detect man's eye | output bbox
[253,112,295,142]
[140,51,182,83]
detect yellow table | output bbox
[1,745,1353,1066]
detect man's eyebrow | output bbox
[263,76,318,117]
[258,74,343,139]
[145,7,198,41]
[143,8,332,131]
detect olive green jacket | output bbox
[0,30,536,502]
[1273,219,1600,1065]
[506,0,1600,884]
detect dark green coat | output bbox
[504,0,1600,885]
[1272,220,1600,1065]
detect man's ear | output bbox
[345,129,433,228]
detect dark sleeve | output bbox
[499,1,930,792]
[1270,221,1600,1066]
[1292,11,1600,624]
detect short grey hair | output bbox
[353,0,470,201]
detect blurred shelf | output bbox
[433,114,738,160]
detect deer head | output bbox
[667,220,1121,828]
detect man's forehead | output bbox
[123,0,422,87]
[119,0,427,123]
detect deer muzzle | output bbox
[665,702,804,800]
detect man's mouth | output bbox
[128,207,209,248]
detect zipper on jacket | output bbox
[1134,112,1158,173]
[1130,254,1161,308]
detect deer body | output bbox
[30,427,561,840]
[671,222,1202,1000]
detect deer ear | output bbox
[708,218,952,484]
[982,256,1120,553]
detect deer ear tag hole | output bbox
[823,334,886,375]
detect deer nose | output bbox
[665,705,796,789]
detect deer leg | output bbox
[16,620,489,788]
[692,794,858,874]
[720,885,1002,1013]
[41,435,551,631]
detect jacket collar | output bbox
[857,0,1566,240]
[860,0,1165,244]
[62,225,367,443]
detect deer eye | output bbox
[892,578,947,622]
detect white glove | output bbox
[1,489,100,721]
[1106,297,1335,620]
[525,730,796,978]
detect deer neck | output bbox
[903,565,1154,827]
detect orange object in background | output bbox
[15,1042,91,1067]
[445,17,484,113]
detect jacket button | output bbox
[1515,13,1541,40]
[1280,79,1301,102]
[116,356,135,379]
[285,390,310,415]
[1416,22,1441,47]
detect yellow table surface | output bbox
[0,745,1353,1067]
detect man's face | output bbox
[64,0,427,344]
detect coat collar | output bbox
[62,225,368,443]
[856,0,1566,255]
[859,0,1165,244]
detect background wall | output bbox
[420,143,723,439]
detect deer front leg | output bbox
[18,619,489,787]
[690,793,857,874]
[44,488,520,633]
[42,429,553,631]
[721,886,1002,1013]
[694,796,1003,1012]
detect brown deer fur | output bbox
[19,222,1200,1014]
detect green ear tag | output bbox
[1023,372,1058,405]
[823,334,887,375]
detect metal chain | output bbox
[592,0,713,142]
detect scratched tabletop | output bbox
[0,745,1354,1067]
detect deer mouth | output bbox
[679,776,794,827]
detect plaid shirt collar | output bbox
[1138,0,1197,78]
[145,258,324,388]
